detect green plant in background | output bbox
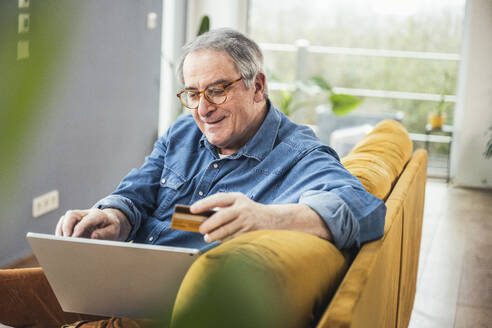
[197,15,210,36]
[278,87,306,116]
[434,95,449,116]
[269,74,362,117]
[433,72,451,116]
[308,75,362,116]
[484,126,492,159]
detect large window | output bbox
[248,0,465,131]
[248,0,465,178]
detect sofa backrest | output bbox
[317,119,427,328]
[341,119,413,201]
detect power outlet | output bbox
[17,40,29,60]
[33,190,59,218]
[18,13,30,34]
[18,0,30,9]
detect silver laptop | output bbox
[26,232,200,319]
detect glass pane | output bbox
[249,0,464,52]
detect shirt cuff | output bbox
[299,190,360,249]
[93,195,141,242]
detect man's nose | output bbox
[197,94,214,117]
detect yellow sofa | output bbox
[171,120,428,328]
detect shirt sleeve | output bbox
[93,137,167,241]
[280,147,386,249]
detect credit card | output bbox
[170,204,216,233]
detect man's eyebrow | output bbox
[184,79,230,90]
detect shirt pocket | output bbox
[155,166,186,217]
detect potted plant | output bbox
[428,72,451,130]
[428,95,447,129]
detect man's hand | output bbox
[191,192,333,243]
[55,208,132,241]
[191,192,274,243]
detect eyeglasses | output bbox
[177,77,243,109]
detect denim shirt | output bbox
[94,102,386,251]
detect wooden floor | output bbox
[409,179,492,328]
[3,179,491,328]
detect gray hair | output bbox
[177,28,265,90]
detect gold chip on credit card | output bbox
[170,204,216,233]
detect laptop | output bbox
[26,232,200,319]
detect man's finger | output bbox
[55,217,63,236]
[72,212,107,238]
[191,192,242,213]
[61,210,88,237]
[205,221,242,243]
[199,206,238,234]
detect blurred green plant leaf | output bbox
[168,254,290,328]
[279,90,305,116]
[330,94,362,116]
[197,16,210,36]
[309,75,333,92]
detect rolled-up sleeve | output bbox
[299,188,385,249]
[93,137,168,241]
[278,146,386,249]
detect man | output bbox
[55,28,385,250]
[0,28,385,327]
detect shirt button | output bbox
[161,178,166,184]
[213,163,219,169]
[198,191,204,196]
[149,236,154,242]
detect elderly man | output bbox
[0,28,385,327]
[55,28,385,250]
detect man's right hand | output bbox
[55,208,132,241]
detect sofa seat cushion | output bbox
[342,119,412,200]
[171,230,349,328]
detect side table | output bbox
[425,124,453,182]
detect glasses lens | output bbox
[181,91,200,109]
[205,86,227,105]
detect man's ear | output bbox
[253,72,266,102]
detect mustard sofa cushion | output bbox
[171,230,349,328]
[342,119,413,200]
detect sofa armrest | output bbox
[171,230,350,328]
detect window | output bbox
[248,0,465,178]
[248,0,465,131]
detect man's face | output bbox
[182,49,266,155]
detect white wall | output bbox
[186,0,248,42]
[158,0,187,136]
[451,0,492,189]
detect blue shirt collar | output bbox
[199,100,281,161]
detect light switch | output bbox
[18,13,30,33]
[18,0,30,9]
[147,12,157,30]
[17,40,29,60]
